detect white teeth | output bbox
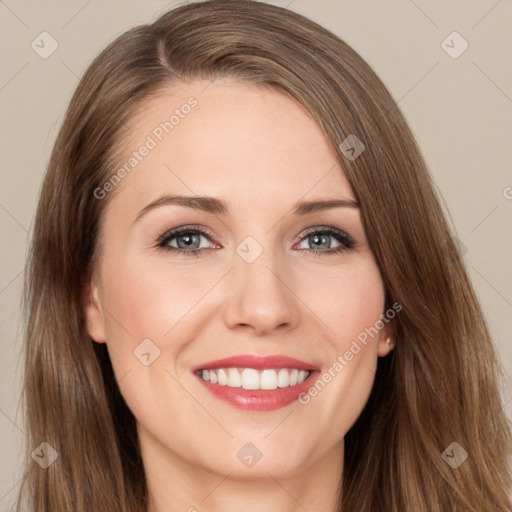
[217,368,228,386]
[260,369,278,390]
[227,368,241,387]
[277,368,289,388]
[199,368,312,390]
[241,368,259,390]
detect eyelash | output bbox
[155,224,356,258]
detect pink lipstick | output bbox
[192,354,319,411]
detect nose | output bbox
[222,246,300,336]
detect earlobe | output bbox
[83,278,107,344]
[377,322,396,357]
[377,336,395,357]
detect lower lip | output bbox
[195,371,319,411]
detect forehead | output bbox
[108,79,356,212]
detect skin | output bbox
[85,79,395,512]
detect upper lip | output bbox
[192,354,320,372]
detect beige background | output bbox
[1,0,511,507]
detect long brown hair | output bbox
[16,1,512,510]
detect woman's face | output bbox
[85,79,395,481]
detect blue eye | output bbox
[156,224,355,257]
[156,225,215,258]
[296,227,355,256]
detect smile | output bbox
[197,367,311,390]
[192,354,319,411]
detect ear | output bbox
[377,319,396,357]
[83,276,106,344]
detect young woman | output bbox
[16,1,511,511]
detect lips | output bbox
[191,354,320,411]
[191,354,319,372]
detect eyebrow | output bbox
[133,194,360,224]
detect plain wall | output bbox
[1,0,511,508]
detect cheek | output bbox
[311,258,386,349]
[100,251,216,346]
[97,249,226,407]
[96,253,211,422]
[298,259,385,432]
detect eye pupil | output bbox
[177,233,200,249]
[310,233,330,250]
